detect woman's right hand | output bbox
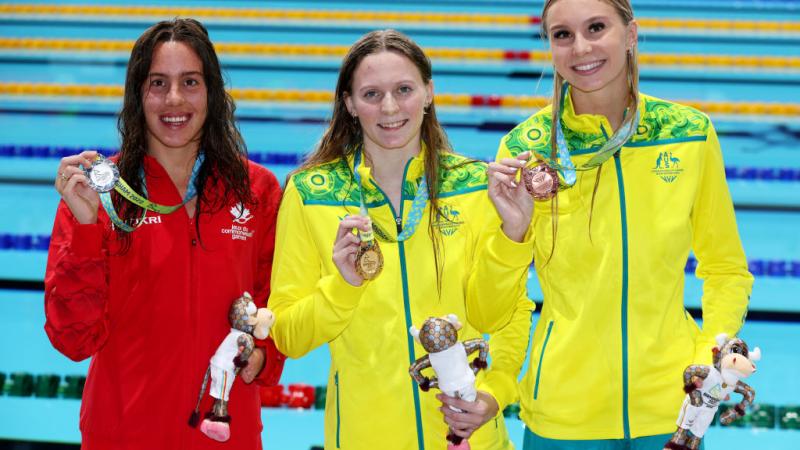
[487,151,534,242]
[332,215,371,287]
[54,151,101,224]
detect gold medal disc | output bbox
[355,244,383,280]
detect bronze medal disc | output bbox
[523,165,558,201]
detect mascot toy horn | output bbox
[188,292,275,442]
[664,333,760,450]
[409,314,488,450]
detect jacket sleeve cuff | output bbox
[476,370,518,413]
[487,226,535,269]
[71,223,105,258]
[253,337,286,386]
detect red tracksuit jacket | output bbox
[44,156,285,449]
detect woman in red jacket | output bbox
[45,18,284,449]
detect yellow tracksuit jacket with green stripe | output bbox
[269,151,534,450]
[490,91,753,440]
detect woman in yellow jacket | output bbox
[269,30,533,450]
[486,1,754,449]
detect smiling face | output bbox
[545,0,637,98]
[142,41,208,156]
[344,50,432,159]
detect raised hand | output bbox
[332,215,371,286]
[487,151,534,242]
[54,150,101,224]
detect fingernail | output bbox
[510,182,517,188]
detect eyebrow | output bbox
[549,15,610,31]
[357,80,417,91]
[148,71,204,78]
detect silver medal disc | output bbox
[85,157,120,193]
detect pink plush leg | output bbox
[448,439,471,450]
[200,419,231,442]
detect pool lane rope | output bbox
[1,4,800,33]
[1,82,799,117]
[2,38,799,70]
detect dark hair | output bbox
[115,18,251,245]
[299,29,453,292]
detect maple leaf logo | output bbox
[230,203,254,224]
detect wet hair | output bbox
[299,29,455,292]
[114,18,251,246]
[539,0,639,263]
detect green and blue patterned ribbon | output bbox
[546,83,639,187]
[353,147,428,242]
[99,153,204,232]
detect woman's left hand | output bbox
[241,348,265,384]
[437,391,500,440]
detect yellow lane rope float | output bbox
[1,38,799,70]
[1,82,799,117]
[1,4,799,32]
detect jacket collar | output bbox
[346,143,427,191]
[560,85,645,138]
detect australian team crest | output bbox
[433,204,464,236]
[652,151,685,183]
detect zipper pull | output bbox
[396,216,402,234]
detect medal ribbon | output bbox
[544,83,639,187]
[98,153,204,232]
[353,147,428,242]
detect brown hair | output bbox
[540,0,639,260]
[115,18,251,245]
[298,29,453,292]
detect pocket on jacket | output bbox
[533,320,555,400]
[335,371,341,448]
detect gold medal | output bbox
[354,219,383,280]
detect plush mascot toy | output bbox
[409,314,489,450]
[664,333,760,450]
[188,292,275,442]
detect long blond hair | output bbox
[539,0,639,259]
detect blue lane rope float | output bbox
[1,144,798,182]
[684,256,800,278]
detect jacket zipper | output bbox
[370,158,423,448]
[335,371,341,448]
[614,151,631,439]
[399,241,425,450]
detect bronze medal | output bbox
[523,164,559,201]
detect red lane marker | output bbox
[470,95,487,106]
[470,95,503,107]
[504,50,530,60]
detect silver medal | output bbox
[85,157,120,193]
